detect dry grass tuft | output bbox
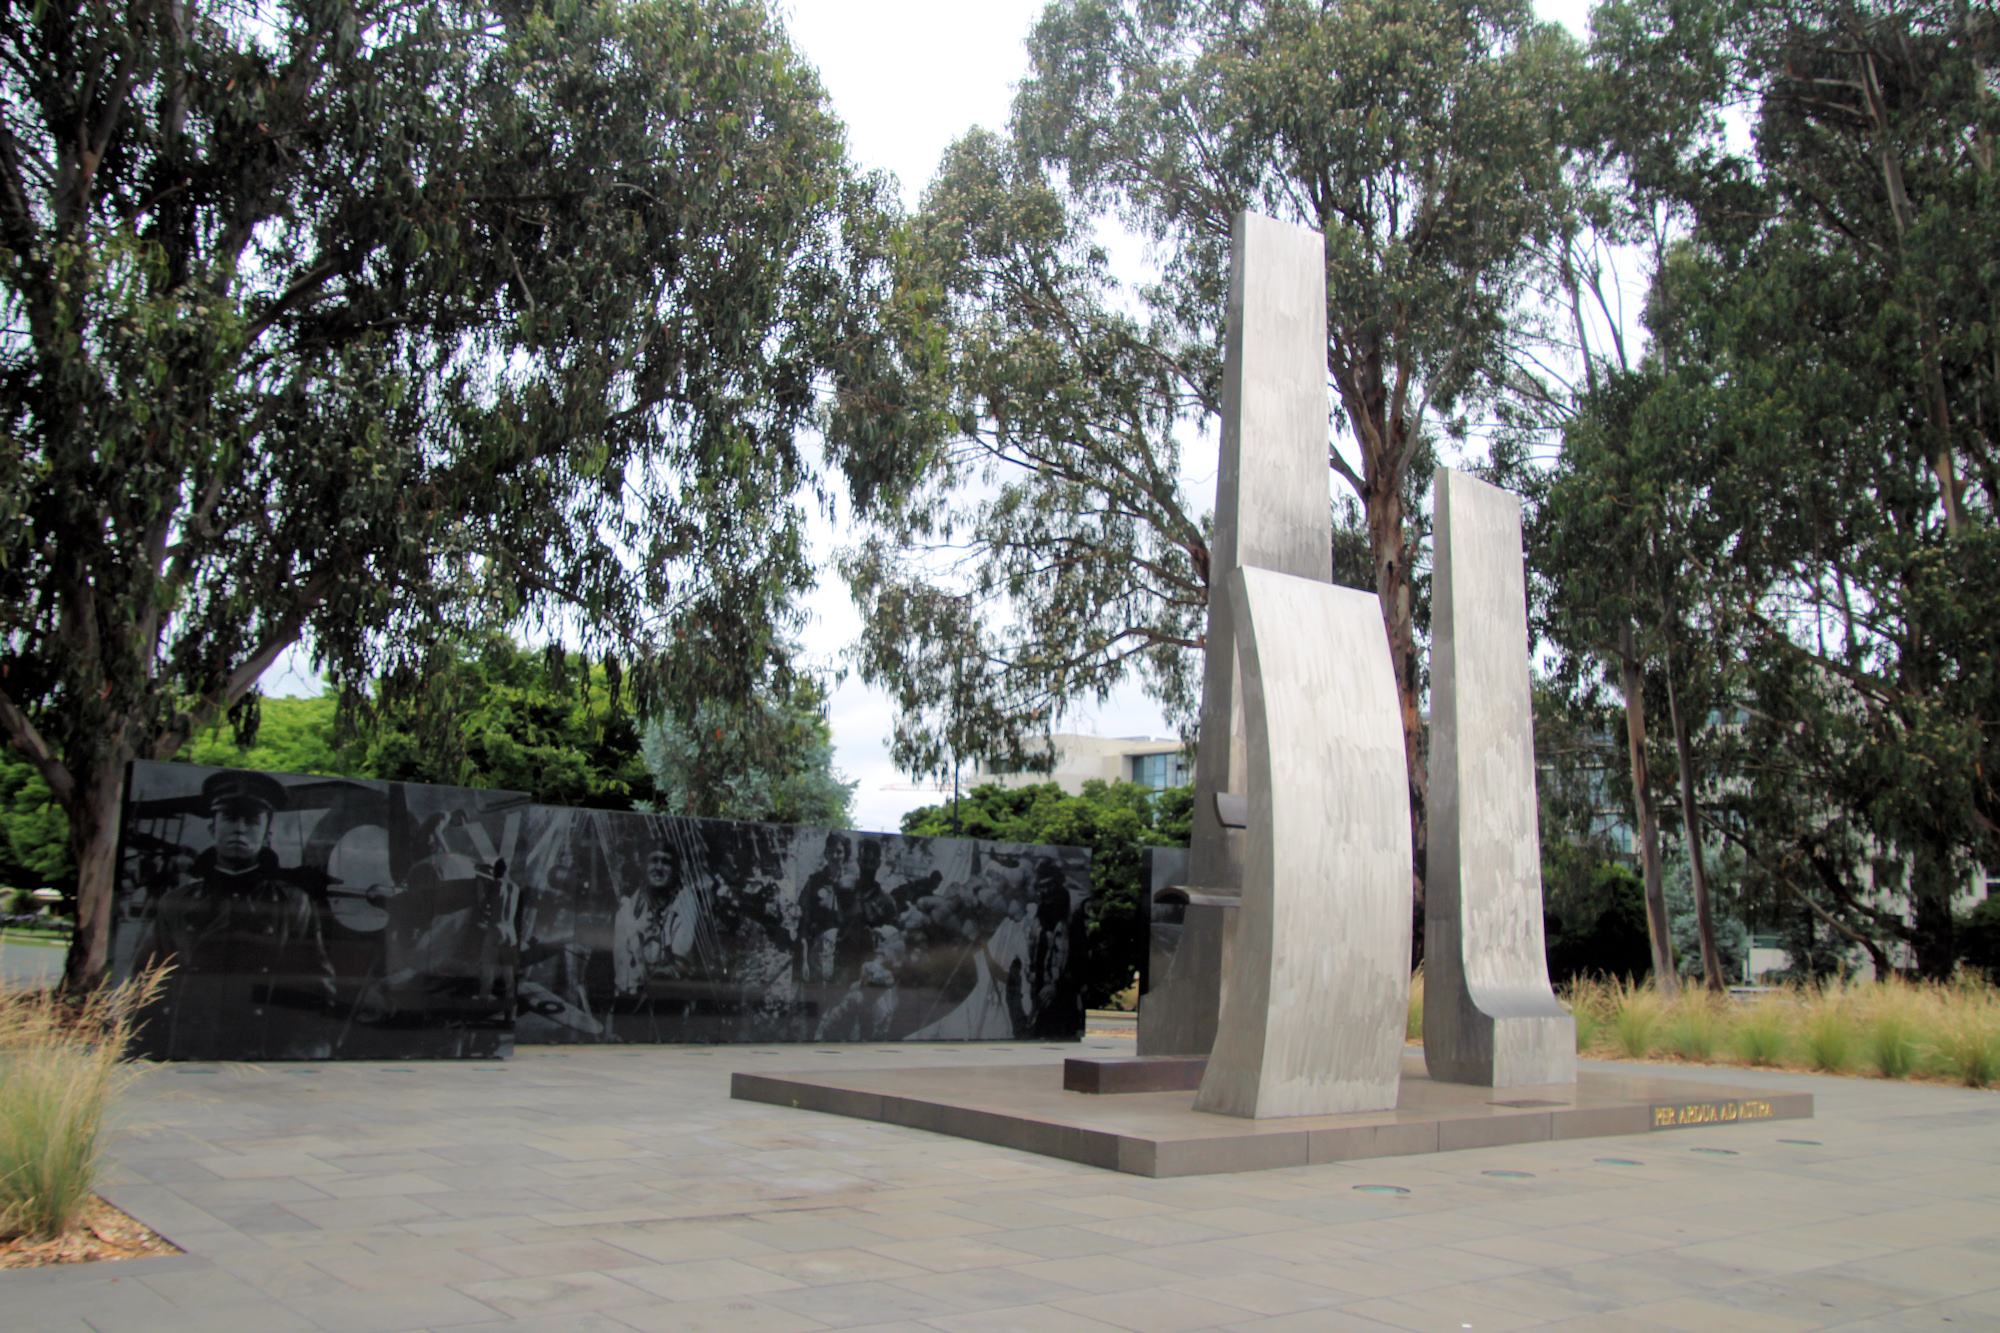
[1556,972,1999,1090]
[1607,977,1662,1058]
[0,968,164,1243]
[1661,992,1725,1062]
[1729,993,1792,1066]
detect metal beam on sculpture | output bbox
[1138,211,1332,1058]
[1423,468,1577,1087]
[1193,564,1413,1117]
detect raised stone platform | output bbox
[732,1051,1812,1178]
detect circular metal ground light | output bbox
[1595,1158,1645,1166]
[1691,1147,1739,1155]
[1482,1170,1534,1178]
[1353,1185,1411,1195]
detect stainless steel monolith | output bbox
[1137,211,1332,1057]
[1424,468,1577,1087]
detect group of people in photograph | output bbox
[515,810,1089,1045]
[112,761,1092,1060]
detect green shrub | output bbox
[1407,968,1424,1042]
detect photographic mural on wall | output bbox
[112,761,527,1061]
[512,808,1091,1044]
[111,761,1093,1058]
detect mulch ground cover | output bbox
[0,1196,180,1270]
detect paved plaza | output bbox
[6,1033,1998,1333]
[0,938,65,989]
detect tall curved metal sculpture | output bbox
[1138,211,1333,1057]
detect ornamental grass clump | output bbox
[1927,980,2000,1088]
[1561,977,1613,1054]
[1662,993,1723,1062]
[0,970,161,1242]
[1729,994,1791,1067]
[1858,985,1924,1079]
[1407,967,1424,1042]
[1799,986,1857,1073]
[1608,979,1661,1059]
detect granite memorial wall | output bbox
[513,807,1090,1045]
[112,760,1092,1058]
[112,761,526,1061]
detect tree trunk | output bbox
[1365,476,1427,967]
[1908,850,1958,981]
[1617,621,1677,994]
[64,754,128,991]
[1663,641,1726,992]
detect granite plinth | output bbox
[1064,1055,1208,1094]
[732,1051,1812,1178]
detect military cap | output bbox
[201,769,287,814]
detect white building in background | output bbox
[968,734,1192,797]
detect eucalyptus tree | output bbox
[1697,0,2000,977]
[0,0,905,985]
[838,0,1588,938]
[838,131,1215,782]
[1557,0,1999,977]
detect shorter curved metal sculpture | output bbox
[1193,565,1413,1119]
[1424,468,1576,1087]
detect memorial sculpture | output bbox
[112,760,1091,1058]
[1137,212,1334,1060]
[1135,214,1571,1113]
[1137,213,1412,1117]
[1423,468,1577,1085]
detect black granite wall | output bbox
[113,760,524,1060]
[513,808,1091,1045]
[112,761,1092,1057]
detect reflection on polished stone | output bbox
[114,760,1095,1059]
[512,808,1090,1046]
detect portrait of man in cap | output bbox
[132,768,338,1060]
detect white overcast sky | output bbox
[270,0,1601,833]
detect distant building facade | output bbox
[970,735,1192,797]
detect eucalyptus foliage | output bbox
[0,0,903,984]
[1536,0,1999,977]
[641,674,856,827]
[836,0,1590,940]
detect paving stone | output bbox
[608,1295,828,1333]
[1,1047,1992,1333]
[616,1257,807,1301]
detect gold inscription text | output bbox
[1652,1099,1776,1129]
